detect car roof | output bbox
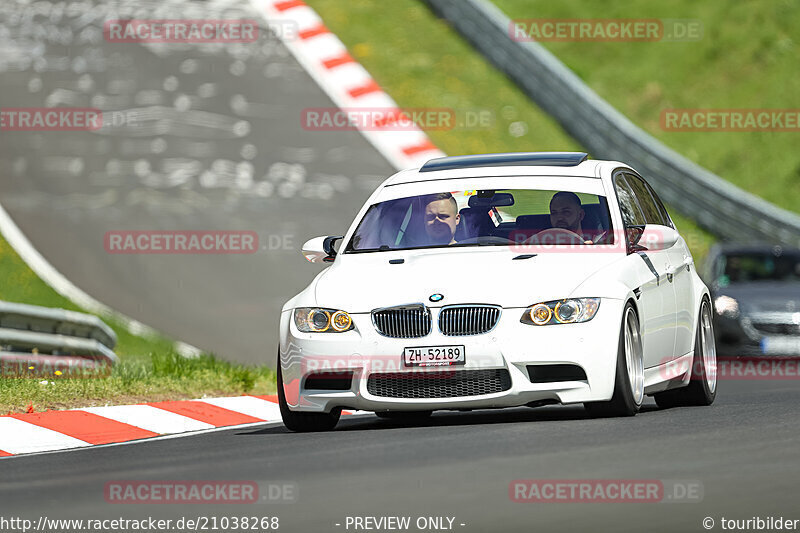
[383,152,625,186]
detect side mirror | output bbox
[301,236,343,263]
[627,224,679,253]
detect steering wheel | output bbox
[526,227,585,245]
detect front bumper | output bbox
[279,299,625,413]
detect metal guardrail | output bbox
[424,0,800,247]
[0,300,118,376]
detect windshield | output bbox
[715,251,800,285]
[345,189,615,253]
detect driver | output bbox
[423,192,460,245]
[549,191,584,234]
[549,191,594,243]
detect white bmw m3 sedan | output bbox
[277,152,717,431]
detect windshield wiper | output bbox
[347,242,515,254]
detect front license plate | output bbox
[761,336,800,355]
[403,345,466,367]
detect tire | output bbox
[375,410,433,421]
[277,349,340,432]
[654,298,717,408]
[584,302,644,417]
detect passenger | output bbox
[423,192,460,245]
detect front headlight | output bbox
[714,295,739,318]
[294,308,355,333]
[521,298,601,326]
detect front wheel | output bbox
[277,349,340,432]
[654,298,717,408]
[584,302,644,417]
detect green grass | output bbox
[492,0,800,214]
[0,234,276,414]
[304,0,715,267]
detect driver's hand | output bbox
[590,230,609,244]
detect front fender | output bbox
[568,253,646,302]
[281,268,330,312]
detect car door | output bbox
[623,172,682,362]
[630,174,695,358]
[614,172,677,368]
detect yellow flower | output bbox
[352,43,371,58]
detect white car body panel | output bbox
[315,248,624,312]
[278,157,710,414]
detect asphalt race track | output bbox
[0,0,395,364]
[1,380,798,532]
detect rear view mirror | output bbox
[302,236,343,263]
[468,192,514,208]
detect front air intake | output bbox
[304,371,354,391]
[371,304,432,338]
[367,369,512,398]
[526,364,587,383]
[438,305,501,336]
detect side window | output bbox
[642,178,674,229]
[625,173,670,227]
[614,173,645,227]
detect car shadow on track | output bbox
[238,403,663,435]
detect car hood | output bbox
[314,247,624,312]
[715,282,800,313]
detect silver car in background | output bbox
[706,244,800,356]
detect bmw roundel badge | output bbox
[429,293,444,302]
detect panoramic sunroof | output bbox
[419,152,589,173]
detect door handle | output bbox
[667,257,692,276]
[665,263,682,282]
